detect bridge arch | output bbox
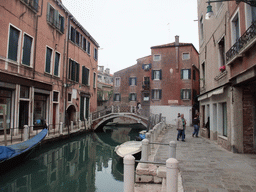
[93,113,148,131]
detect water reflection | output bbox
[0,124,145,192]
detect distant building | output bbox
[0,0,99,132]
[113,36,199,125]
[197,1,256,153]
[97,66,113,110]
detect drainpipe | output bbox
[64,14,71,134]
[33,0,43,79]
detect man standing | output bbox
[177,114,186,141]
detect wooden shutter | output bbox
[76,62,80,82]
[188,69,191,79]
[159,70,162,80]
[47,3,51,22]
[135,77,137,85]
[54,52,60,76]
[45,47,52,73]
[180,89,184,100]
[159,90,162,99]
[80,96,85,120]
[152,90,154,99]
[129,78,131,86]
[54,9,59,27]
[60,16,65,33]
[8,26,19,61]
[180,69,183,79]
[151,70,154,80]
[71,60,76,81]
[22,34,32,66]
[188,89,191,99]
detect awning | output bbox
[198,87,224,101]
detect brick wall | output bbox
[243,86,256,153]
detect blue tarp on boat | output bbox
[0,129,48,162]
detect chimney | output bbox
[175,35,179,46]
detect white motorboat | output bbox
[114,141,142,158]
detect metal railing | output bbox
[226,20,256,62]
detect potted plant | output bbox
[219,65,226,72]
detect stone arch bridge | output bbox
[91,105,149,132]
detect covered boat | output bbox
[0,128,48,172]
[114,141,142,158]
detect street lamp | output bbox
[205,0,256,20]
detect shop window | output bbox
[34,93,47,126]
[223,103,227,136]
[0,89,12,130]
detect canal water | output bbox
[0,124,146,192]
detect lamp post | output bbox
[205,0,256,20]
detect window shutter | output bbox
[152,90,154,99]
[80,96,85,121]
[135,77,137,85]
[86,68,89,85]
[8,26,19,61]
[71,60,75,81]
[68,59,71,79]
[159,70,162,80]
[180,89,184,100]
[129,78,131,86]
[22,34,32,66]
[60,16,65,33]
[151,70,154,80]
[113,94,116,101]
[119,94,121,101]
[45,47,52,73]
[188,69,191,79]
[188,89,191,99]
[76,63,80,82]
[54,9,59,27]
[142,64,145,69]
[135,93,137,101]
[47,3,50,22]
[54,52,60,76]
[129,93,131,101]
[181,69,183,79]
[159,90,162,99]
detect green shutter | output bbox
[71,60,75,81]
[180,89,184,100]
[135,77,137,85]
[159,90,162,99]
[8,26,19,61]
[54,52,60,76]
[129,93,131,101]
[47,3,51,22]
[60,16,64,33]
[54,9,59,27]
[45,47,52,73]
[188,69,191,79]
[181,69,183,79]
[159,70,162,80]
[80,96,85,120]
[76,63,80,82]
[22,34,32,66]
[152,70,154,80]
[188,89,191,99]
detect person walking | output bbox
[192,115,200,137]
[177,114,186,141]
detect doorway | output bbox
[19,101,29,129]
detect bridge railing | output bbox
[91,106,112,120]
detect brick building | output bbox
[198,0,256,153]
[0,0,99,133]
[113,36,199,125]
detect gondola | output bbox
[0,128,48,172]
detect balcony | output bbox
[142,81,150,90]
[226,21,256,65]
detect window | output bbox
[68,59,80,83]
[82,66,89,86]
[8,25,20,62]
[181,89,191,100]
[82,37,87,52]
[94,48,98,60]
[34,93,47,126]
[115,77,120,87]
[153,55,161,61]
[68,93,72,102]
[20,0,39,12]
[45,47,53,73]
[20,86,29,99]
[200,16,204,41]
[93,72,96,88]
[22,34,33,66]
[181,69,191,79]
[76,31,80,45]
[47,3,64,33]
[218,37,225,67]
[54,52,60,76]
[70,26,76,43]
[129,77,137,86]
[245,4,256,29]
[142,64,151,71]
[222,103,227,137]
[113,93,121,101]
[231,11,240,45]
[129,93,137,101]
[182,53,190,60]
[152,89,162,100]
[143,92,150,101]
[152,70,162,80]
[80,96,89,120]
[53,91,59,102]
[87,41,91,54]
[201,62,205,87]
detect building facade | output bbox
[113,36,199,124]
[0,0,99,133]
[97,66,113,110]
[198,0,256,153]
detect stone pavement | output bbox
[154,126,256,192]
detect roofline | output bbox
[55,0,99,47]
[151,43,198,54]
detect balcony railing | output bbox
[226,20,256,63]
[142,81,150,89]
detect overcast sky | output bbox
[62,0,199,74]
